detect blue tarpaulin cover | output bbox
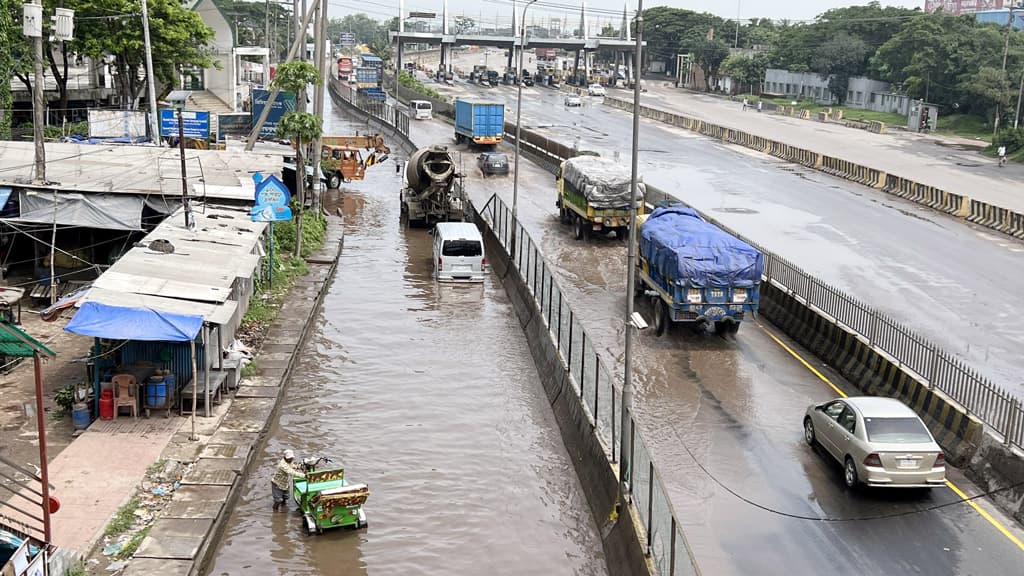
[640,205,764,287]
[65,301,203,342]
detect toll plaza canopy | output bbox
[64,301,203,342]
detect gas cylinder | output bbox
[99,389,114,420]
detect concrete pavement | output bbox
[637,82,1024,214]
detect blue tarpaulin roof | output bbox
[65,301,203,342]
[640,205,764,288]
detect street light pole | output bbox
[510,0,538,262]
[619,0,643,502]
[140,0,161,145]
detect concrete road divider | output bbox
[604,96,1024,241]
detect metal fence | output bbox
[643,186,1024,451]
[481,193,701,576]
[330,80,410,137]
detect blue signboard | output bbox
[159,109,210,139]
[252,89,297,138]
[250,173,293,222]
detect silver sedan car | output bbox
[803,396,946,489]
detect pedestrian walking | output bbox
[742,98,748,111]
[757,101,763,113]
[998,145,1007,167]
[271,449,305,511]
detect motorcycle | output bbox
[291,456,369,534]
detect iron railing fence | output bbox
[481,193,701,576]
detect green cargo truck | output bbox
[555,155,645,240]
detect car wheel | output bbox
[844,456,859,488]
[803,418,816,446]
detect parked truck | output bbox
[555,155,644,240]
[635,205,763,336]
[400,145,465,226]
[454,98,504,146]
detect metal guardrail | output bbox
[482,193,701,576]
[644,186,1024,451]
[330,80,410,137]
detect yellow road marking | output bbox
[945,481,1024,552]
[757,322,1024,552]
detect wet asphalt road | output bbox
[406,106,1024,575]
[422,72,1024,398]
[204,107,608,576]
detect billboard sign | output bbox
[159,109,210,139]
[251,89,297,138]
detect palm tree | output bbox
[271,61,323,257]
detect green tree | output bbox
[0,0,14,138]
[694,39,730,91]
[329,13,381,46]
[73,0,215,107]
[643,7,726,75]
[967,66,1014,123]
[721,53,769,94]
[271,61,322,257]
[811,32,869,103]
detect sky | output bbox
[327,0,925,27]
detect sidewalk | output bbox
[635,82,1024,214]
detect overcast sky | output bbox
[329,0,924,26]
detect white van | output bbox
[410,100,433,120]
[433,222,486,283]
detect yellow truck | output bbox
[555,155,645,240]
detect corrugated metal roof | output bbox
[81,287,238,327]
[0,141,282,201]
[0,321,55,358]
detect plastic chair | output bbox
[112,374,138,419]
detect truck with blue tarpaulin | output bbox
[454,98,504,146]
[636,205,763,336]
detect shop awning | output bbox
[2,191,145,231]
[65,301,203,342]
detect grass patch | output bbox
[64,563,86,576]
[240,360,259,379]
[116,526,150,560]
[103,497,140,538]
[936,113,992,142]
[145,459,166,477]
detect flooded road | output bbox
[405,112,1024,575]
[205,104,608,576]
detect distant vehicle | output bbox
[410,99,433,120]
[454,98,505,146]
[804,397,946,489]
[564,94,582,107]
[635,205,762,335]
[477,152,509,176]
[521,69,534,86]
[337,56,353,81]
[433,222,486,283]
[587,83,606,96]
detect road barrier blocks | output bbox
[759,282,983,465]
[868,120,886,134]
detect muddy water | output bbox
[204,104,608,576]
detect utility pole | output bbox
[293,0,309,258]
[620,0,644,509]
[1015,64,1024,129]
[23,3,46,184]
[734,0,741,48]
[995,3,1021,135]
[177,110,190,229]
[311,0,326,212]
[141,0,161,145]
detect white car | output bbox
[804,397,946,489]
[564,94,582,107]
[587,83,606,96]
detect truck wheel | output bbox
[714,321,729,336]
[729,322,740,335]
[573,217,584,240]
[328,173,342,190]
[632,270,644,298]
[654,299,669,337]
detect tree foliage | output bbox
[73,0,215,107]
[328,13,381,46]
[811,33,870,103]
[721,53,770,94]
[215,0,293,62]
[0,0,14,138]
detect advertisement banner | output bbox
[251,89,297,138]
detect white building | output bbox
[188,0,270,113]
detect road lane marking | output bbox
[756,323,847,398]
[757,322,1024,553]
[945,480,1024,552]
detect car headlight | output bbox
[687,288,702,303]
[733,288,747,303]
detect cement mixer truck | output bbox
[400,145,465,226]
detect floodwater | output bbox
[204,104,608,576]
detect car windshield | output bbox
[864,417,933,443]
[442,240,482,257]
